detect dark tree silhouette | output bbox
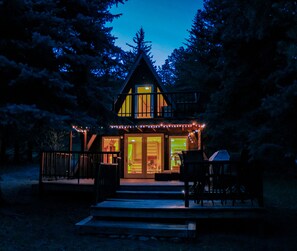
[203,0,297,158]
[0,0,126,162]
[126,27,155,63]
[161,0,297,161]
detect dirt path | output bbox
[0,165,297,250]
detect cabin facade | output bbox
[97,52,206,179]
[39,52,264,238]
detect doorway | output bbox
[124,134,163,178]
[135,85,153,118]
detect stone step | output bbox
[76,216,196,239]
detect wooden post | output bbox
[69,130,72,151]
[68,130,72,178]
[197,129,201,150]
[39,152,44,196]
[184,180,189,207]
[84,130,87,151]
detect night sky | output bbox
[110,0,204,66]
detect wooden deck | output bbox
[91,198,263,218]
[75,178,265,239]
[39,177,266,238]
[39,178,184,193]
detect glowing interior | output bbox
[127,136,142,174]
[102,137,120,163]
[157,87,168,115]
[118,89,132,117]
[136,86,152,118]
[169,137,187,171]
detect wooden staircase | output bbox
[75,180,265,239]
[75,181,197,239]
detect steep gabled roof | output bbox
[119,51,167,94]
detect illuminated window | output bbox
[136,85,153,118]
[169,137,187,172]
[157,87,168,116]
[118,89,132,117]
[102,137,120,163]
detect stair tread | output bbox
[76,216,196,238]
[116,190,182,194]
[77,216,194,230]
[93,199,186,209]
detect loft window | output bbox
[135,85,153,118]
[118,89,132,117]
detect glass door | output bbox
[125,134,163,178]
[135,85,153,118]
[127,136,143,175]
[146,136,162,174]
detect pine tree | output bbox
[158,47,185,87]
[0,0,125,162]
[249,1,297,160]
[204,0,297,158]
[126,27,155,63]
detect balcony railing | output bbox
[114,91,205,119]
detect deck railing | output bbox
[40,151,121,182]
[180,158,263,208]
[115,91,205,119]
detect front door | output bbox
[124,134,163,178]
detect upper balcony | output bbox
[113,91,206,120]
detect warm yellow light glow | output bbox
[169,136,187,171]
[118,89,132,117]
[136,86,152,118]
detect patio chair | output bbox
[181,150,209,205]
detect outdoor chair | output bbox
[207,161,236,205]
[181,150,209,205]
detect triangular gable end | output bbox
[114,51,171,119]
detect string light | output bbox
[72,125,104,132]
[72,125,88,133]
[110,123,206,130]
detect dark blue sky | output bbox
[110,0,204,67]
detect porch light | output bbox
[145,86,150,90]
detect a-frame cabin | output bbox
[99,51,206,179]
